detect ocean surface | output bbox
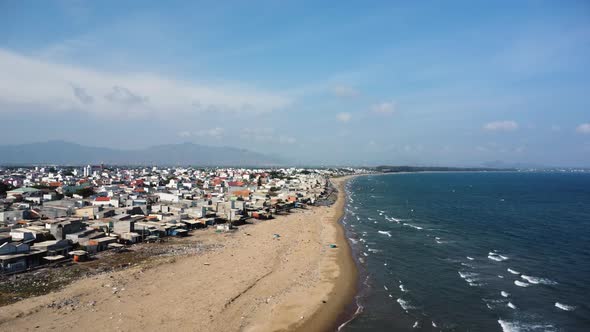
[339,172,590,332]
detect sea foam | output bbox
[397,298,413,311]
[458,271,481,286]
[403,223,423,230]
[378,230,392,237]
[498,320,556,332]
[507,268,520,275]
[555,302,576,311]
[514,280,530,287]
[488,252,509,262]
[521,275,557,285]
[458,271,479,280]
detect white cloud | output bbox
[483,120,519,131]
[195,127,224,138]
[576,123,590,134]
[331,85,359,98]
[279,136,297,144]
[0,49,291,116]
[179,127,225,138]
[240,128,296,144]
[371,101,396,115]
[336,112,352,122]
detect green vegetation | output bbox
[31,184,52,190]
[0,182,14,196]
[74,187,95,198]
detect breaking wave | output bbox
[498,320,556,332]
[488,252,509,262]
[397,298,413,311]
[521,275,557,285]
[555,302,576,311]
[403,223,423,230]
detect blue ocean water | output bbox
[340,172,590,332]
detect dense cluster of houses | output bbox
[0,166,366,275]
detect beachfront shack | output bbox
[69,250,88,262]
[0,242,46,274]
[81,236,117,253]
[32,239,71,256]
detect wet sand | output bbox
[0,176,357,332]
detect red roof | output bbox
[232,190,251,198]
[95,197,110,202]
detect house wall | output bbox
[0,210,24,223]
[113,220,135,233]
[75,206,98,219]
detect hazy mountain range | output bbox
[0,141,284,166]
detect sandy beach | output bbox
[0,176,357,332]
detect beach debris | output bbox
[329,244,338,248]
[204,262,210,266]
[273,234,281,239]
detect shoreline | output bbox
[292,175,359,332]
[0,175,361,332]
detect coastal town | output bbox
[0,166,366,280]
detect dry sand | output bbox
[0,176,357,332]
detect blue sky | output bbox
[1,0,589,166]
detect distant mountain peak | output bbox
[0,141,284,166]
